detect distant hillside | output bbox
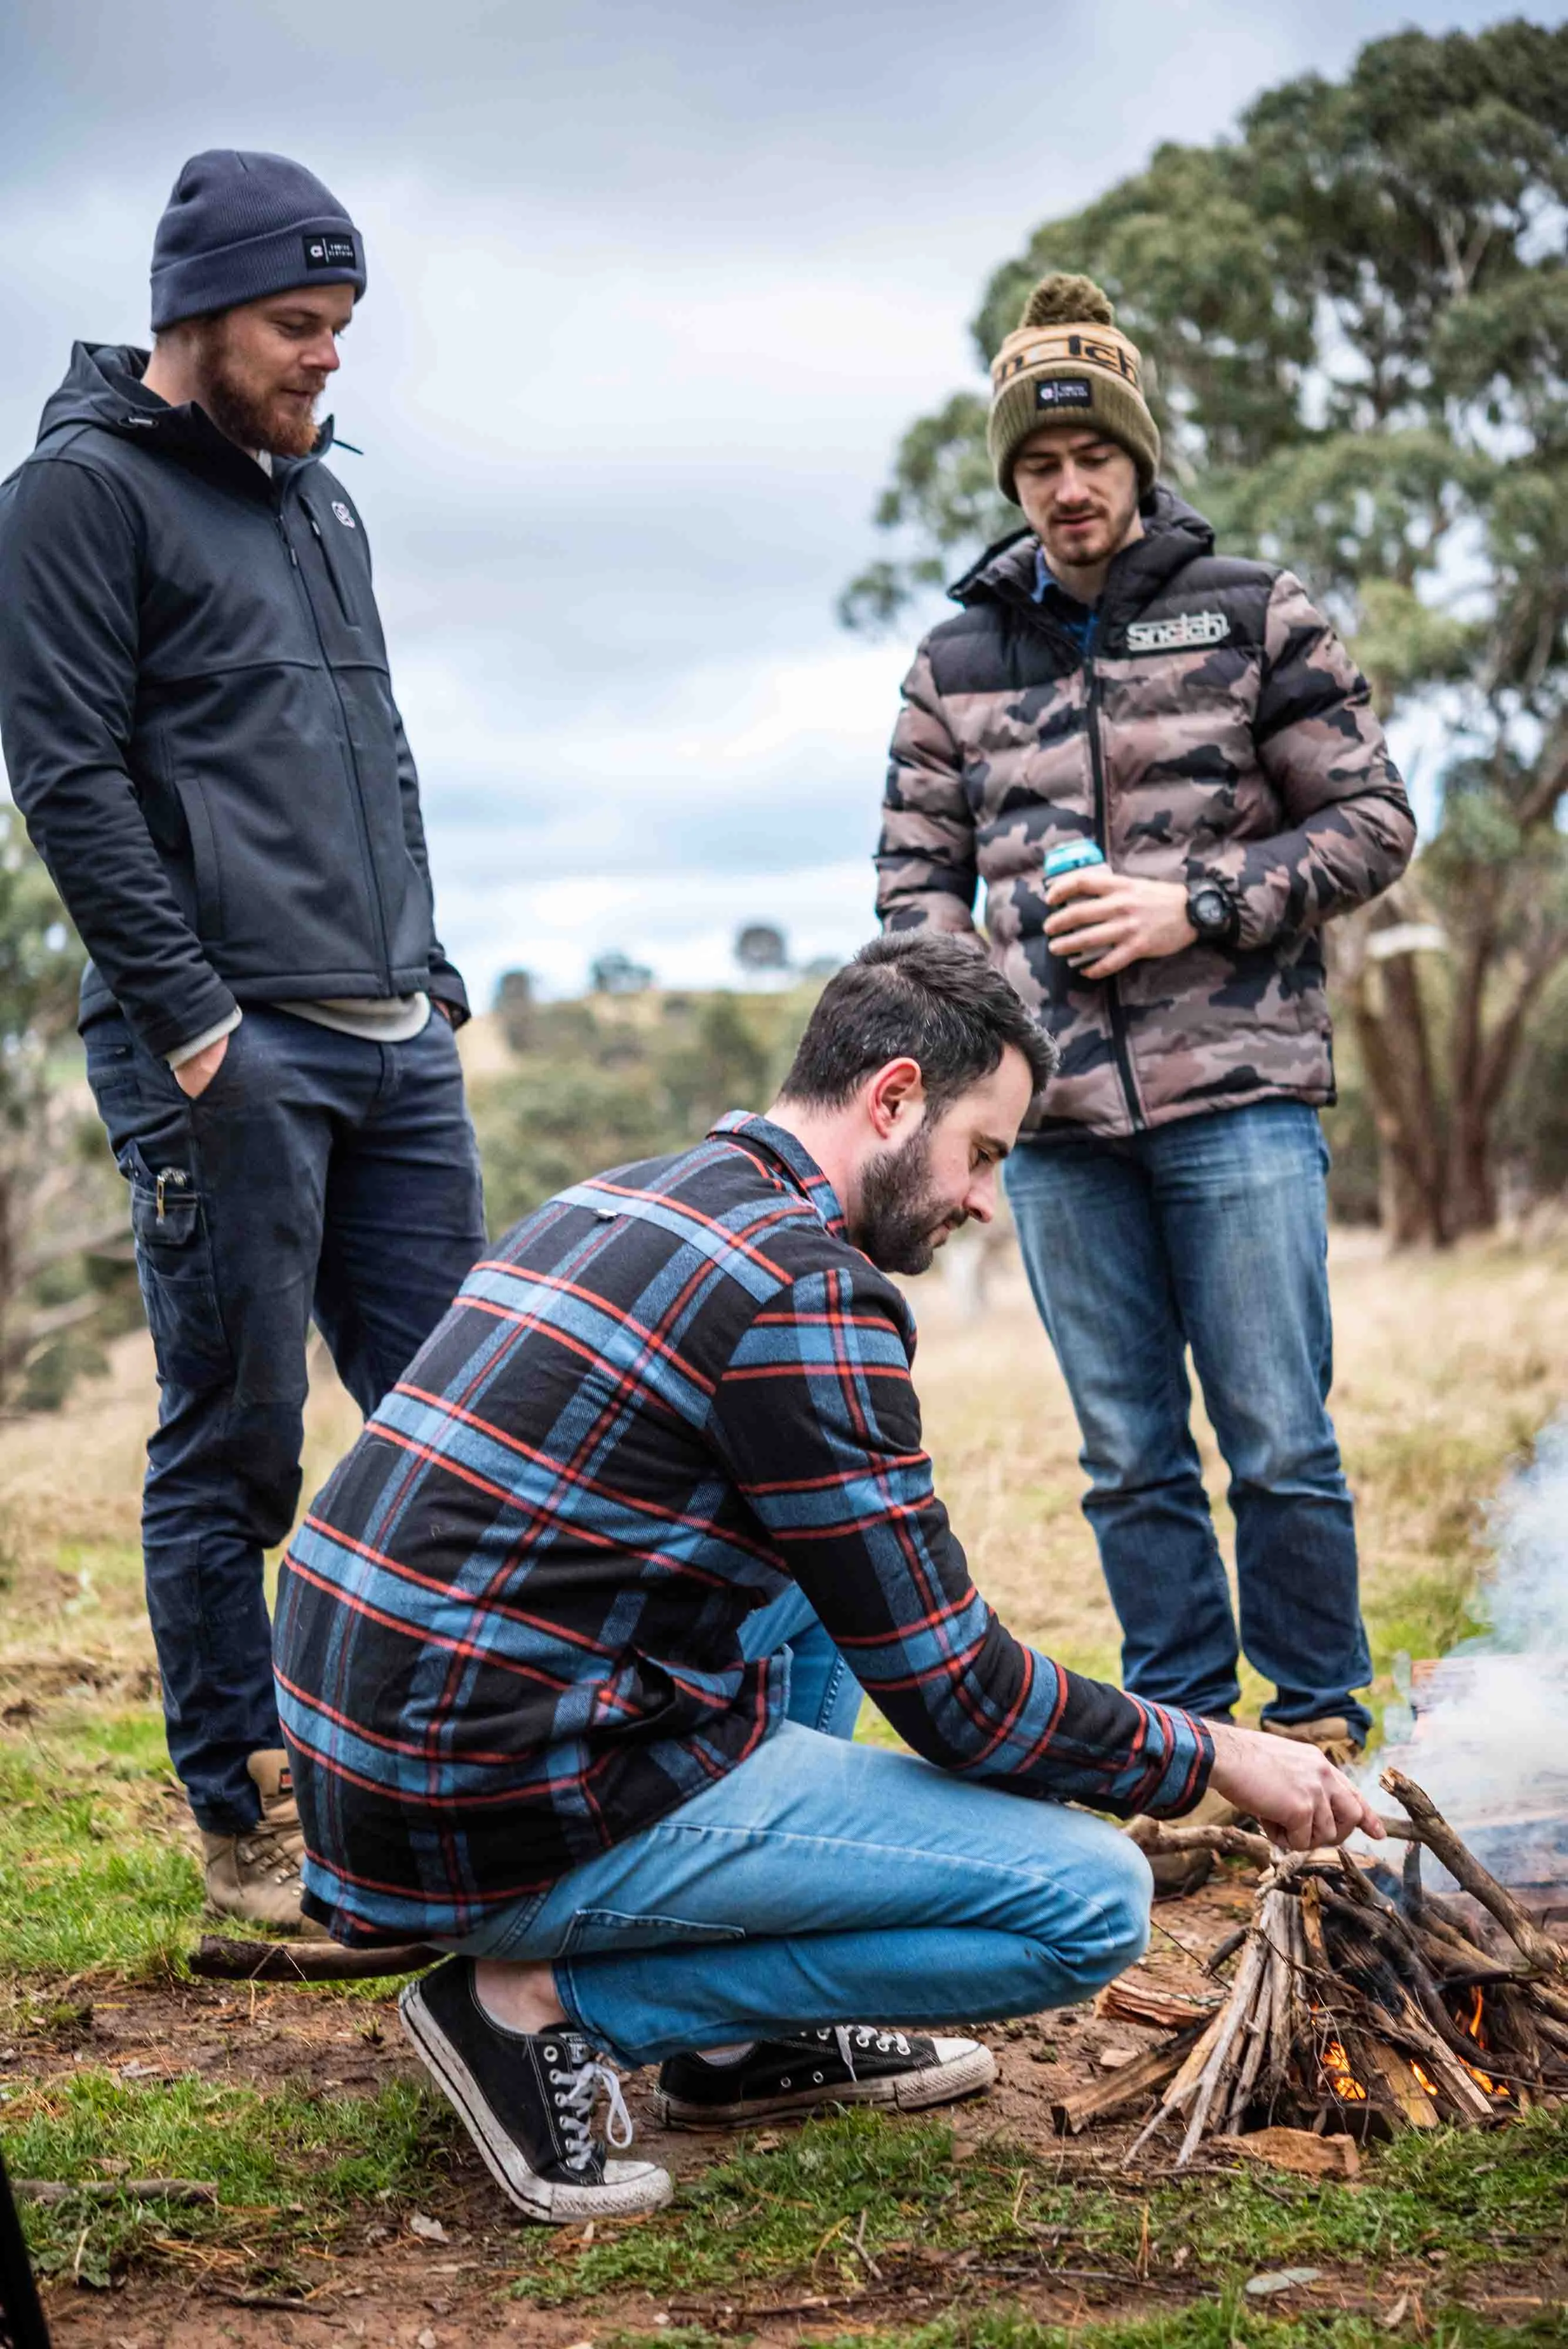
[462,981,826,1227]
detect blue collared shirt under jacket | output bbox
[275,1114,1213,1944]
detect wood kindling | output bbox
[1109,1773,1568,2166]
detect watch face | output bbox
[1192,888,1229,935]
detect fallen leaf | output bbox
[1246,2267,1324,2298]
[1381,2293,1410,2330]
[750,2129,783,2152]
[409,2212,449,2243]
[1214,2128,1360,2179]
[418,2331,438,2349]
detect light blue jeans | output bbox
[452,1589,1152,2067]
[1005,1099,1371,1739]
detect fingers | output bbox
[1044,898,1131,940]
[1078,942,1141,978]
[1044,866,1116,906]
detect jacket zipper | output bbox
[274,503,393,991]
[1082,652,1147,1133]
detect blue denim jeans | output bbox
[1005,1100,1371,1740]
[84,1004,487,1832]
[452,1589,1151,2067]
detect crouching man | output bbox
[275,937,1381,2222]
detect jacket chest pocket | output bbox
[301,504,372,638]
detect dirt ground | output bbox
[25,1880,1247,2347]
[9,1231,1568,2343]
[26,1876,1567,2348]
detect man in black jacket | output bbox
[0,150,487,1932]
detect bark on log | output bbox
[1095,1980,1222,2031]
[189,1934,440,1982]
[1049,2027,1203,2134]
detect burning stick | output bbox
[1113,1775,1568,2165]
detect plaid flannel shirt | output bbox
[276,1114,1212,1944]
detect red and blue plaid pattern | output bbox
[276,1115,1212,1944]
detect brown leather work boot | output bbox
[1263,1715,1364,1768]
[200,1750,328,1937]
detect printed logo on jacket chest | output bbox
[1123,610,1230,654]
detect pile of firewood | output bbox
[1056,1769,1568,2165]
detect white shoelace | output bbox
[550,2057,634,2170]
[825,2024,913,2081]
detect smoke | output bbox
[1367,1416,1568,1886]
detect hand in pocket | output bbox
[174,1033,230,1100]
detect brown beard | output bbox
[850,1118,966,1277]
[188,319,324,460]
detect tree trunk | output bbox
[1341,922,1448,1248]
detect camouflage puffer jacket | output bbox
[875,490,1415,1138]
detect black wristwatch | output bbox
[1186,877,1239,947]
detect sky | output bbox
[0,0,1533,1002]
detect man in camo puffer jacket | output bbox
[876,274,1415,1880]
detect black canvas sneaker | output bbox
[652,2024,996,2129]
[399,1960,672,2223]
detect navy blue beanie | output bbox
[150,149,366,332]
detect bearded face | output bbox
[186,311,331,460]
[849,1115,970,1276]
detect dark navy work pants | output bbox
[85,1004,487,1832]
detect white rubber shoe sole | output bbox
[398,1981,673,2223]
[652,2034,997,2130]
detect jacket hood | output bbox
[35,341,333,487]
[949,485,1217,614]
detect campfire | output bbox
[1059,1769,1568,2164]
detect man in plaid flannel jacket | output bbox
[275,936,1381,2224]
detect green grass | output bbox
[515,2106,1568,2311]
[817,2307,1568,2349]
[3,2069,453,2286]
[0,1710,201,1981]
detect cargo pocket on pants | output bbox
[127,1153,233,1391]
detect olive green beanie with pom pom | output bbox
[987,272,1159,502]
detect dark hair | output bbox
[778,933,1056,1111]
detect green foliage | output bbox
[0,806,136,1406]
[473,984,820,1230]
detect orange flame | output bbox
[1320,2038,1368,2103]
[1457,1986,1506,2098]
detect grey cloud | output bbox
[0,0,1523,994]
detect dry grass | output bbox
[1,1230,1564,1722]
[906,1225,1568,1714]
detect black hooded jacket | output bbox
[0,344,468,1055]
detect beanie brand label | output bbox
[1124,611,1231,654]
[302,233,358,270]
[1035,378,1093,409]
